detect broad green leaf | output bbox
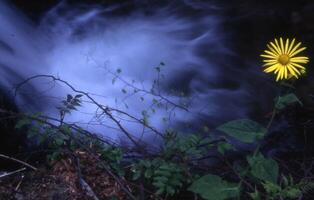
[275,93,302,110]
[217,119,266,143]
[247,153,279,184]
[188,174,240,200]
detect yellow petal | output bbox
[290,59,309,64]
[263,62,278,67]
[285,38,289,54]
[267,44,279,55]
[275,66,283,81]
[280,37,285,54]
[290,47,306,57]
[287,64,298,77]
[287,38,295,54]
[290,65,301,75]
[290,56,309,61]
[264,64,279,72]
[291,62,306,70]
[270,42,281,55]
[264,50,278,57]
[290,56,309,64]
[284,66,288,79]
[274,64,283,73]
[275,39,283,54]
[261,54,277,59]
[280,67,285,80]
[276,69,282,81]
[289,42,302,56]
[263,59,277,63]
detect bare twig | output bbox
[15,174,25,191]
[0,167,26,178]
[80,178,100,200]
[14,75,157,147]
[74,155,100,200]
[0,154,37,171]
[91,57,189,112]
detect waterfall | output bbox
[0,1,261,143]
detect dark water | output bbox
[1,0,314,144]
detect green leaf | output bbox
[132,170,141,181]
[15,118,31,129]
[75,94,83,98]
[67,94,73,102]
[217,142,234,155]
[54,138,65,146]
[59,125,71,135]
[188,174,240,200]
[248,188,261,200]
[155,188,165,196]
[217,119,266,143]
[262,181,281,196]
[166,186,175,195]
[144,168,153,178]
[247,153,279,184]
[284,187,301,199]
[275,93,302,110]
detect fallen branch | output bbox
[74,155,100,200]
[0,154,37,171]
[0,167,26,178]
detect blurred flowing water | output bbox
[1,0,301,144]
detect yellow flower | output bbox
[261,38,309,81]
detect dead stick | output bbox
[0,167,26,178]
[0,154,37,171]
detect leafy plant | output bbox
[132,159,185,196]
[152,162,185,196]
[99,145,124,175]
[188,174,240,200]
[259,177,303,200]
[162,133,207,160]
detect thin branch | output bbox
[14,75,165,147]
[74,155,100,200]
[0,168,26,178]
[0,154,37,171]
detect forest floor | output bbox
[0,150,128,200]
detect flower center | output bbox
[278,54,290,65]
